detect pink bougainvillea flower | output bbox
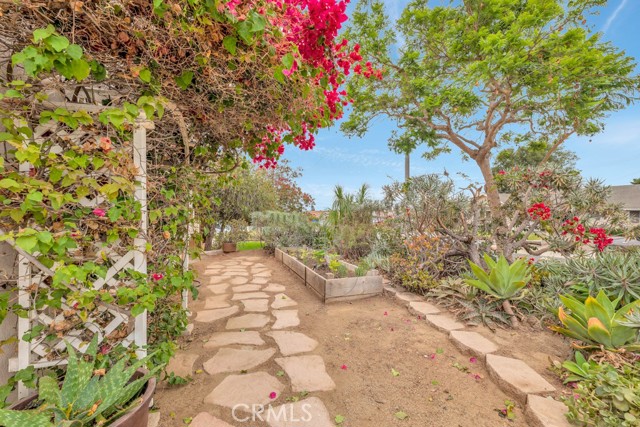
[428,353,436,360]
[152,273,164,281]
[417,315,422,320]
[469,357,477,363]
[99,344,110,355]
[269,392,277,399]
[469,373,483,380]
[497,170,506,175]
[341,364,348,370]
[92,208,106,217]
[383,311,388,316]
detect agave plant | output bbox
[465,254,531,327]
[0,337,160,426]
[465,254,531,300]
[551,290,640,351]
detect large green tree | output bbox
[343,0,640,255]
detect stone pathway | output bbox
[163,254,336,426]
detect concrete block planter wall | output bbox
[276,247,383,303]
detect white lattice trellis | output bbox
[3,102,152,398]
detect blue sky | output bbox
[284,0,640,209]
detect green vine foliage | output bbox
[0,27,194,400]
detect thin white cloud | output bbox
[314,146,404,169]
[602,0,629,34]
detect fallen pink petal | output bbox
[383,311,388,316]
[269,392,277,399]
[469,357,477,363]
[341,364,347,370]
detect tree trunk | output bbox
[204,226,215,251]
[404,152,410,182]
[502,299,519,328]
[476,155,502,218]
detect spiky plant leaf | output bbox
[60,339,95,408]
[38,375,61,407]
[72,376,99,414]
[587,318,612,348]
[0,409,52,427]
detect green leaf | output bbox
[391,368,400,377]
[175,71,194,90]
[33,25,55,42]
[47,35,70,52]
[281,53,294,70]
[394,411,408,420]
[70,59,90,81]
[38,376,61,407]
[66,44,83,60]
[0,409,53,427]
[223,36,237,55]
[139,68,152,83]
[334,414,345,424]
[15,235,38,253]
[0,178,20,191]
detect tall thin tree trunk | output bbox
[404,152,410,182]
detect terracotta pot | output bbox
[222,242,237,253]
[10,369,156,427]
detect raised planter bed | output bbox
[275,247,383,303]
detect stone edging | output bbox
[383,283,571,427]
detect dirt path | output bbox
[154,250,529,426]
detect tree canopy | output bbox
[343,0,640,219]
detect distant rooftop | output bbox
[608,185,640,211]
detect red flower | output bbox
[589,228,613,252]
[92,208,106,217]
[527,203,551,221]
[497,170,506,175]
[269,391,277,399]
[152,273,164,281]
[469,357,477,363]
[341,364,347,370]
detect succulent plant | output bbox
[465,254,531,300]
[551,290,640,351]
[0,337,160,427]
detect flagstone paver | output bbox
[271,294,298,309]
[267,397,334,427]
[226,313,271,329]
[203,348,276,375]
[233,284,263,293]
[195,306,239,323]
[275,355,336,392]
[166,353,199,378]
[266,331,318,356]
[207,284,230,294]
[190,412,234,427]
[204,331,265,348]
[169,253,337,424]
[485,354,556,404]
[242,299,270,312]
[231,291,270,300]
[263,283,287,293]
[272,310,300,329]
[203,295,231,309]
[204,372,285,408]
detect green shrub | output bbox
[562,357,640,426]
[542,252,640,306]
[389,234,453,293]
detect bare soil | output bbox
[154,250,570,426]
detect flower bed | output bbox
[275,247,383,303]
